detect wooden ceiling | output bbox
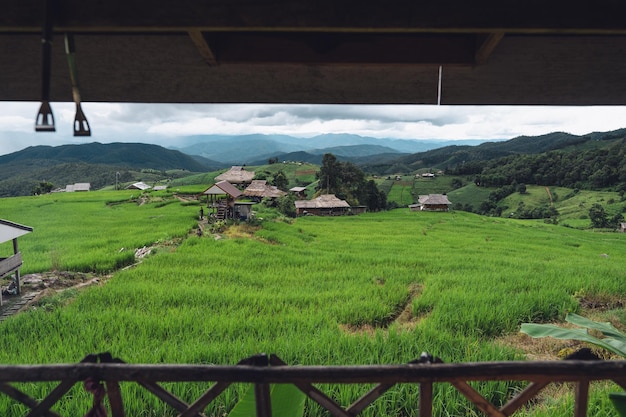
[3,0,626,105]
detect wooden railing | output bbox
[0,252,22,278]
[1,353,626,417]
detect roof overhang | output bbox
[0,219,33,244]
[3,1,626,106]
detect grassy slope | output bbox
[0,192,625,415]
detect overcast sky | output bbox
[1,101,626,156]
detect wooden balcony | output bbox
[1,353,625,417]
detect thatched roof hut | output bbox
[410,194,452,212]
[243,180,287,200]
[215,166,255,184]
[294,194,350,216]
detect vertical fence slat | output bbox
[574,380,589,417]
[105,380,125,417]
[419,382,433,417]
[254,383,272,417]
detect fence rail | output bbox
[1,353,625,417]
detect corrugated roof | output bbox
[66,182,91,192]
[295,194,350,209]
[215,166,255,184]
[126,182,152,190]
[418,194,451,205]
[202,180,242,198]
[0,219,33,244]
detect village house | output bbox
[294,194,351,216]
[65,182,91,192]
[202,180,242,220]
[289,186,307,199]
[0,219,33,303]
[215,166,255,187]
[409,194,452,212]
[126,181,151,191]
[243,180,287,202]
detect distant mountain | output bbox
[359,129,626,178]
[0,142,213,197]
[174,133,492,164]
[0,142,211,171]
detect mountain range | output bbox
[171,133,492,164]
[1,129,626,197]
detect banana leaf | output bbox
[229,384,306,417]
[520,313,626,358]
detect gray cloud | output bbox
[1,102,626,156]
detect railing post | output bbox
[249,354,272,417]
[419,382,433,417]
[574,380,590,417]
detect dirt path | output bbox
[0,272,107,322]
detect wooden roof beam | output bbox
[475,32,504,65]
[188,30,218,66]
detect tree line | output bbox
[448,140,626,192]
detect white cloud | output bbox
[1,102,626,156]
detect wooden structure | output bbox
[410,194,452,212]
[202,180,243,220]
[65,182,91,192]
[125,182,151,191]
[295,194,351,216]
[4,1,626,108]
[215,167,255,186]
[0,219,33,303]
[289,186,308,199]
[243,180,287,201]
[0,353,625,417]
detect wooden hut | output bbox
[215,166,255,186]
[202,180,242,220]
[294,194,350,216]
[243,180,287,201]
[0,219,33,304]
[410,194,452,212]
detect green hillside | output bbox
[0,191,625,415]
[0,143,215,197]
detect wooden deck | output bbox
[1,353,625,417]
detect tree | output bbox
[272,170,289,191]
[33,181,54,195]
[589,203,608,228]
[317,153,341,194]
[517,183,527,194]
[316,153,387,210]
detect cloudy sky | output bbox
[2,101,626,156]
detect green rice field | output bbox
[0,191,625,416]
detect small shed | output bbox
[126,182,152,191]
[289,186,307,199]
[410,194,452,212]
[202,180,243,220]
[243,180,287,201]
[0,219,33,303]
[66,182,91,192]
[215,166,255,185]
[294,194,351,216]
